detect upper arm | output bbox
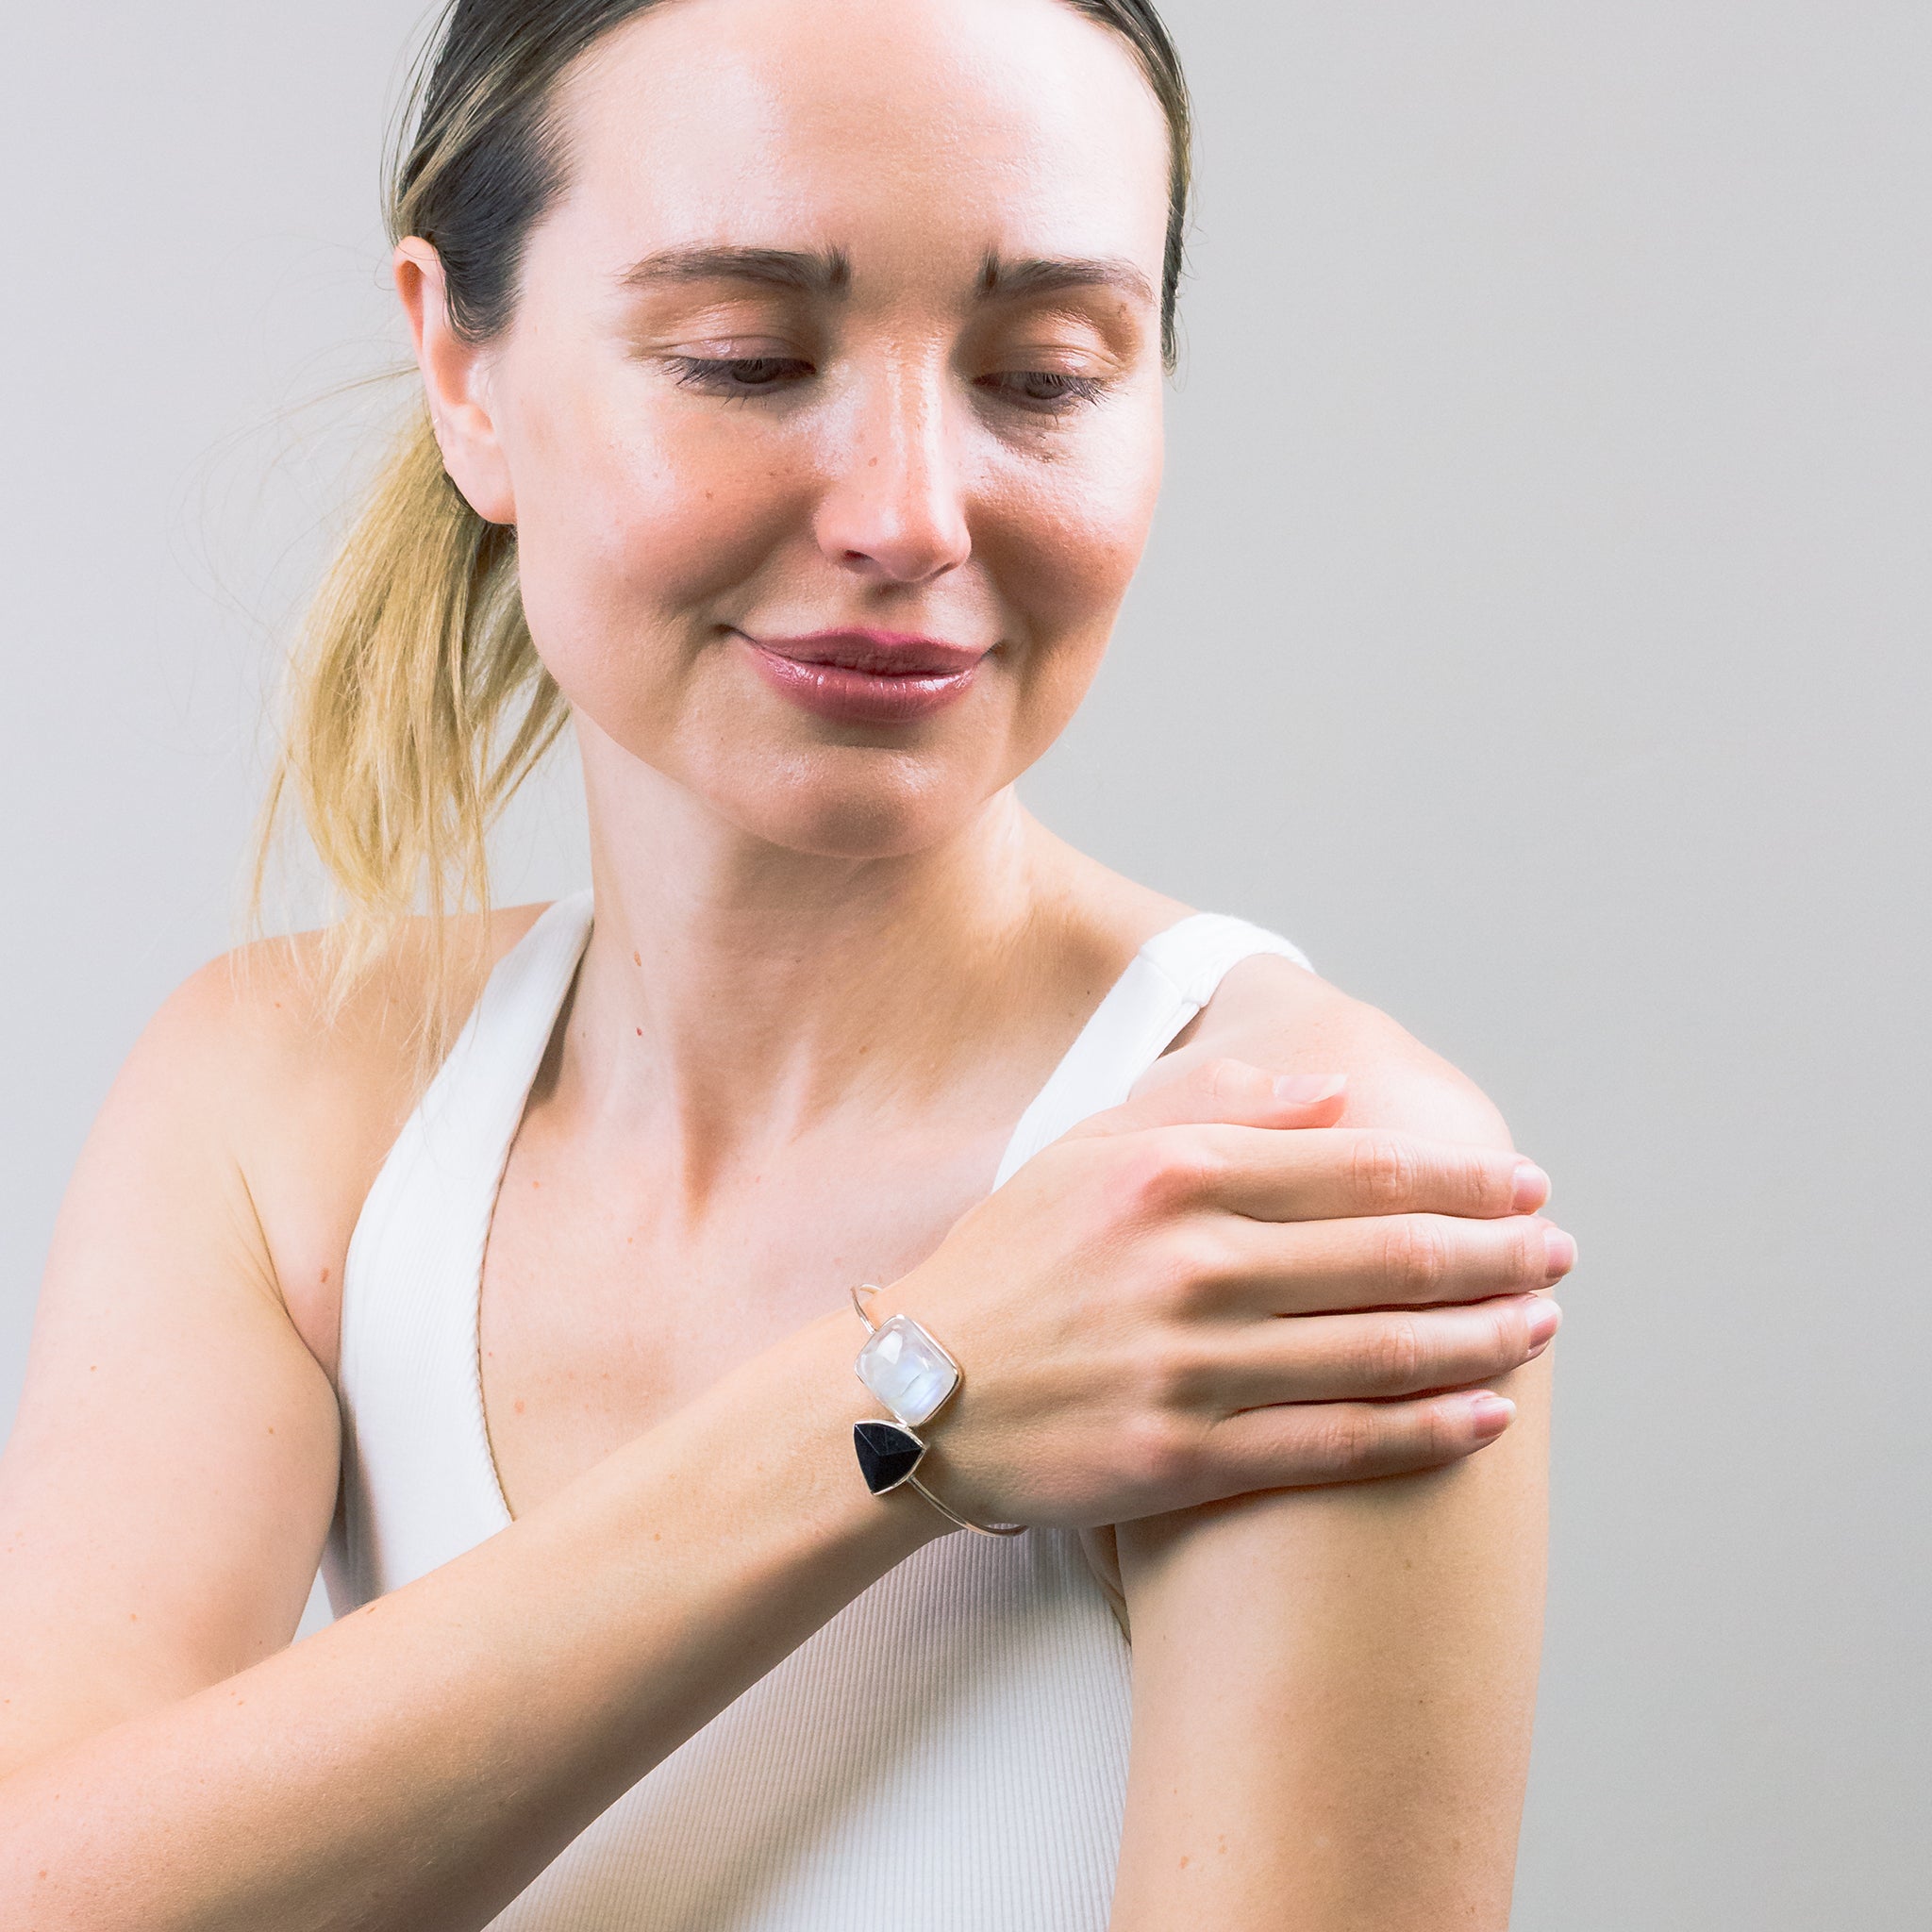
[0,958,344,1779]
[1109,961,1551,1930]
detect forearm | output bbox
[1110,1354,1550,1931]
[0,1307,938,1932]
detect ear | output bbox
[394,238,518,526]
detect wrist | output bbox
[673,1302,955,1574]
[848,1282,1026,1538]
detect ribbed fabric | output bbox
[324,894,1312,1929]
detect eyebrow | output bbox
[618,244,854,295]
[974,250,1155,310]
[615,244,1154,310]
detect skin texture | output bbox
[0,1,1563,1925]
[1108,969,1552,1928]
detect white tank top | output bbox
[324,891,1311,1929]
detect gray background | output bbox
[2,3,1924,1924]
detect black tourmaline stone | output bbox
[854,1420,925,1495]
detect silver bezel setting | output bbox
[849,1283,1025,1539]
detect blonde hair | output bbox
[256,0,1193,1053]
[253,408,566,1041]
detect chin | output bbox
[698,747,1002,860]
[567,668,1064,862]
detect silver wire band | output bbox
[903,1472,1025,1538]
[850,1284,1025,1539]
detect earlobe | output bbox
[392,238,518,526]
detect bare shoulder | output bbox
[1172,952,1514,1152]
[156,898,553,1102]
[118,901,556,1377]
[0,906,553,1757]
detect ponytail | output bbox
[252,407,565,1041]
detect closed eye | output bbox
[662,357,1109,416]
[665,355,814,398]
[976,371,1108,414]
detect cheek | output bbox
[991,410,1164,685]
[502,376,795,717]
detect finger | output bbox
[1200,1293,1560,1408]
[1168,1123,1549,1223]
[1204,1387,1518,1496]
[1201,1209,1575,1314]
[1068,1057,1351,1141]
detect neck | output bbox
[558,727,1102,1187]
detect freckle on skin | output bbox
[515,1399,526,1414]
[633,951,641,966]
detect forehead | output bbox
[546,0,1171,279]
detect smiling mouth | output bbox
[734,627,991,724]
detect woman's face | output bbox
[424,0,1172,858]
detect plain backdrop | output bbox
[2,4,1925,1925]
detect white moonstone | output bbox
[856,1314,961,1426]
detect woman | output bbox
[0,0,1569,1925]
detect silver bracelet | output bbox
[849,1283,1025,1538]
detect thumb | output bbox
[1068,1057,1349,1141]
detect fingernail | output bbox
[1511,1161,1550,1212]
[1543,1227,1577,1277]
[1468,1392,1516,1436]
[1274,1073,1346,1103]
[1525,1300,1562,1355]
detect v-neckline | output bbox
[468,898,1192,1527]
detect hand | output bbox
[867,1058,1571,1528]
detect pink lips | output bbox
[738,627,990,725]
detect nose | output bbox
[812,353,972,585]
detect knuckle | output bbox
[1467,1152,1516,1217]
[1303,1406,1379,1477]
[1120,1409,1202,1495]
[1138,1336,1215,1411]
[1197,1057,1258,1110]
[1159,1219,1240,1304]
[1411,1400,1453,1466]
[1148,1129,1224,1211]
[1383,1215,1450,1299]
[1482,1302,1519,1368]
[1358,1313,1424,1393]
[1513,1218,1550,1286]
[1462,1304,1519,1378]
[1352,1132,1420,1210]
[1128,1213,1228,1321]
[1104,1135,1191,1220]
[1424,1396,1475,1464]
[1132,1246,1192,1324]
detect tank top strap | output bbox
[991,913,1313,1191]
[414,888,598,1170]
[332,890,595,1602]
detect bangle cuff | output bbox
[850,1285,1024,1539]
